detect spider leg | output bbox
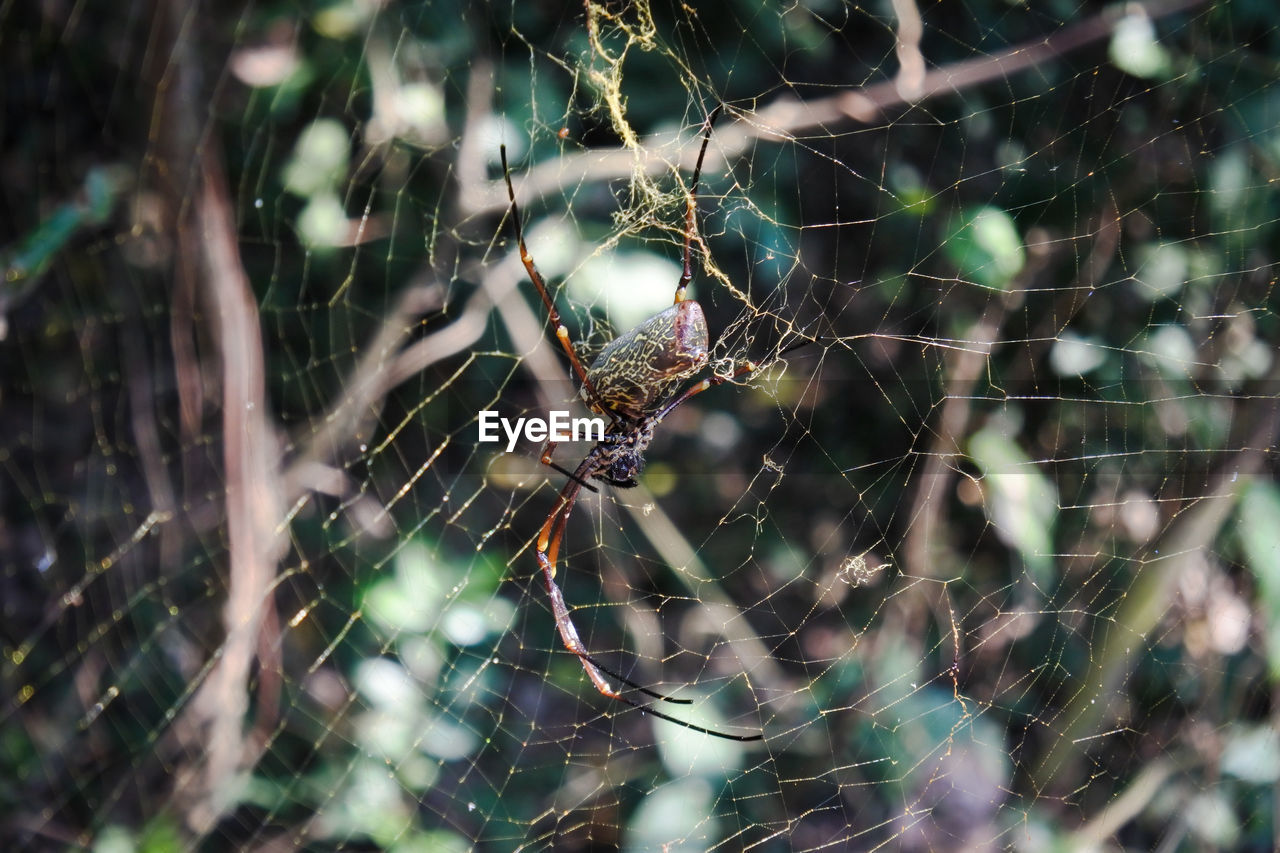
[500,145,618,427]
[541,542,762,741]
[538,456,693,707]
[674,104,723,305]
[539,438,599,493]
[651,359,756,426]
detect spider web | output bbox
[4,0,1280,850]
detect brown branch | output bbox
[460,0,1209,219]
[184,144,288,833]
[283,281,445,486]
[891,0,926,102]
[280,61,503,500]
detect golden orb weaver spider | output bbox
[499,107,762,741]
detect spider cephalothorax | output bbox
[499,106,761,741]
[593,419,657,488]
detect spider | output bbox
[499,107,762,742]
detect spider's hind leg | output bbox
[536,482,689,707]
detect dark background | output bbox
[3,1,1278,850]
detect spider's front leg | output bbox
[652,359,758,426]
[674,105,722,305]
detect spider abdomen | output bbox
[582,300,709,420]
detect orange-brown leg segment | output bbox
[675,105,723,305]
[536,539,760,740]
[535,454,692,707]
[500,145,613,420]
[534,430,764,740]
[652,359,757,425]
[539,438,599,493]
[533,358,760,715]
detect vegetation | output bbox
[2,1,1277,850]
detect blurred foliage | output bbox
[2,0,1280,851]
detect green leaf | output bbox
[1109,11,1173,80]
[944,206,1024,290]
[624,778,717,853]
[1238,479,1280,680]
[4,166,123,285]
[283,119,350,198]
[137,816,183,853]
[1132,242,1189,302]
[969,419,1058,588]
[1220,724,1280,784]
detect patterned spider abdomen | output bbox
[582,299,709,420]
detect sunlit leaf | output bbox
[1238,479,1280,681]
[283,119,350,198]
[1109,10,1173,80]
[574,249,681,331]
[1183,791,1241,848]
[624,778,717,853]
[654,701,753,778]
[1048,331,1108,376]
[1142,324,1199,378]
[297,191,349,247]
[91,826,135,853]
[355,657,425,713]
[1220,724,1280,784]
[944,206,1024,290]
[390,830,471,853]
[969,419,1057,588]
[1132,242,1189,302]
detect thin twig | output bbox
[186,145,287,833]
